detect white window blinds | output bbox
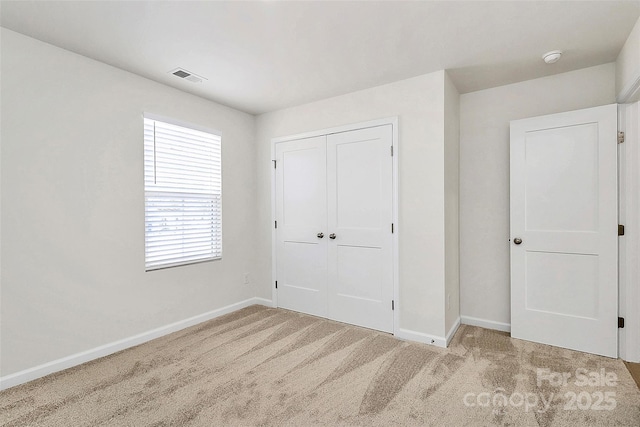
[144,116,222,271]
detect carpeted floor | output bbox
[1,305,639,426]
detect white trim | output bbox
[616,72,640,104]
[391,119,400,339]
[142,112,222,137]
[271,117,399,144]
[271,137,278,308]
[461,315,511,333]
[445,317,461,346]
[0,297,272,391]
[396,328,447,348]
[618,102,640,363]
[617,103,626,360]
[270,117,399,336]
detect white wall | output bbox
[616,16,640,102]
[459,63,616,328]
[0,29,257,376]
[256,71,454,339]
[444,73,460,334]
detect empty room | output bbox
[1,1,640,426]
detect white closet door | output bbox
[275,136,328,318]
[326,125,394,332]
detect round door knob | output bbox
[317,232,324,238]
[329,233,336,239]
[513,237,523,245]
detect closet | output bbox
[274,123,394,333]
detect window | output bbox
[144,115,222,271]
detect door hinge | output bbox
[391,223,394,233]
[275,280,278,289]
[391,146,394,156]
[392,300,395,311]
[273,160,277,168]
[618,131,625,144]
[618,224,625,236]
[618,317,625,328]
[275,220,278,229]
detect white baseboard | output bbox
[445,317,461,346]
[395,317,460,349]
[395,328,447,348]
[0,297,273,391]
[460,315,511,333]
[257,297,276,308]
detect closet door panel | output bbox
[275,136,328,318]
[327,125,393,332]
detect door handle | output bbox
[317,232,324,238]
[513,237,523,245]
[329,233,336,239]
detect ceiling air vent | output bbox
[168,68,206,84]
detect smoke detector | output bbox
[168,68,207,83]
[542,50,562,64]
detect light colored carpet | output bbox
[1,305,639,426]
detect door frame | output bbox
[618,102,640,362]
[270,117,399,335]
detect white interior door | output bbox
[327,125,394,333]
[510,104,618,358]
[275,136,328,318]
